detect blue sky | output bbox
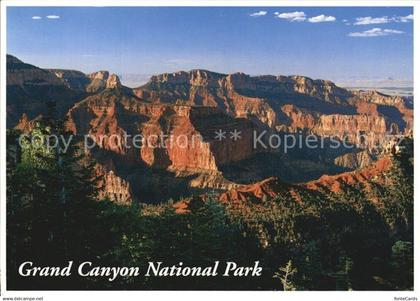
[7,7,413,86]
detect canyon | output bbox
[7,54,413,205]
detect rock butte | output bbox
[7,54,413,205]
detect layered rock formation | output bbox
[333,150,373,170]
[66,88,262,172]
[95,164,133,205]
[49,69,122,93]
[7,55,128,128]
[86,71,122,92]
[305,155,393,194]
[7,55,413,205]
[48,69,91,91]
[63,86,265,202]
[188,153,396,210]
[135,70,412,151]
[6,55,82,127]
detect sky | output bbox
[7,7,414,87]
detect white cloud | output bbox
[381,29,404,34]
[354,16,390,25]
[32,16,42,20]
[348,27,404,37]
[354,14,413,25]
[46,15,60,19]
[249,11,267,17]
[308,15,336,23]
[395,14,413,23]
[342,19,351,25]
[275,11,306,22]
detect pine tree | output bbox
[7,105,102,288]
[273,260,297,291]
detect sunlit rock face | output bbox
[8,55,413,204]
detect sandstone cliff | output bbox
[7,55,413,205]
[135,70,412,151]
[48,69,91,91]
[192,154,396,209]
[66,88,262,172]
[64,87,266,202]
[333,150,373,170]
[6,55,82,127]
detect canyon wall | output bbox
[8,55,413,204]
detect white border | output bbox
[0,1,417,300]
[1,0,7,296]
[0,0,417,6]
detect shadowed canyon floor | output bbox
[7,54,413,205]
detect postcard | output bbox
[1,2,416,300]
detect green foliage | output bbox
[219,152,413,290]
[7,116,101,289]
[388,241,413,289]
[7,124,413,290]
[273,260,297,291]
